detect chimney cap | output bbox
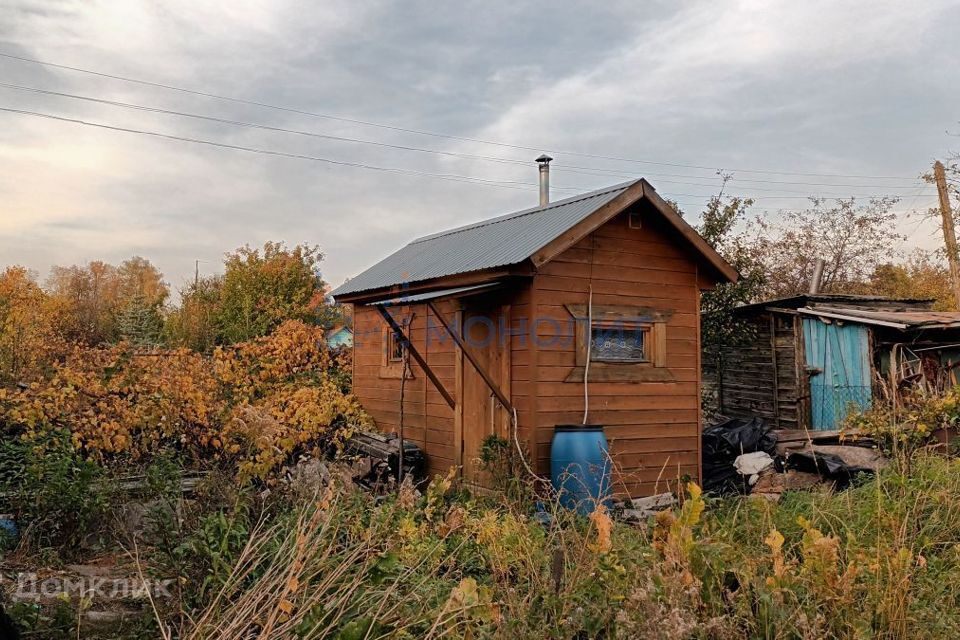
[535,154,553,164]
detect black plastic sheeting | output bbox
[702,417,778,495]
[783,450,873,490]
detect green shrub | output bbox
[0,428,115,553]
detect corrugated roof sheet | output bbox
[799,306,960,330]
[734,294,934,314]
[330,180,637,298]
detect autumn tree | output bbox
[47,260,118,343]
[861,252,953,310]
[47,257,168,345]
[751,197,903,298]
[217,242,327,343]
[695,186,766,371]
[165,276,223,352]
[0,267,69,384]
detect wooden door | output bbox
[460,304,510,484]
[802,318,872,430]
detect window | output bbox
[564,304,672,382]
[590,322,648,363]
[380,322,414,379]
[387,331,405,362]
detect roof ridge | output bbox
[410,179,638,245]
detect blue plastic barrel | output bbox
[551,425,611,514]
[0,515,18,548]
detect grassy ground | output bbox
[4,454,960,639]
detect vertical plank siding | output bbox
[706,310,804,430]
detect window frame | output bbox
[387,331,405,363]
[380,323,414,379]
[564,303,673,383]
[589,319,651,364]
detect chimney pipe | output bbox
[809,258,825,295]
[536,154,553,206]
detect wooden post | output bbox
[934,160,960,310]
[769,314,781,427]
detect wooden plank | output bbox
[528,394,699,412]
[550,246,697,272]
[531,381,697,397]
[454,308,464,472]
[694,276,703,486]
[531,423,700,444]
[500,304,512,439]
[534,289,698,312]
[535,276,697,301]
[539,260,698,285]
[536,409,700,427]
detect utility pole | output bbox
[934,160,960,310]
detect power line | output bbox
[1,102,930,204]
[0,50,927,182]
[0,106,578,192]
[0,105,932,220]
[0,81,533,168]
[0,81,930,199]
[552,163,928,189]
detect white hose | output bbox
[582,285,592,425]
[512,406,543,482]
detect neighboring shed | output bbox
[706,294,960,431]
[326,325,353,348]
[331,178,737,496]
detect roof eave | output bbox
[331,263,534,305]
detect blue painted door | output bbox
[802,318,872,430]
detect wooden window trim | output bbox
[564,303,674,383]
[380,326,414,379]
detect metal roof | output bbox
[330,180,637,298]
[734,294,934,314]
[799,306,960,330]
[371,282,502,306]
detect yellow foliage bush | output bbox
[0,320,369,480]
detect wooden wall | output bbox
[705,311,803,430]
[522,201,709,497]
[350,198,720,496]
[773,315,804,430]
[351,300,458,477]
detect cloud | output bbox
[0,0,955,292]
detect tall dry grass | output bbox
[162,455,960,639]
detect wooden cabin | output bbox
[331,179,736,496]
[705,294,960,431]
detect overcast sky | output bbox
[1,0,958,293]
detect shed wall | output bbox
[525,204,705,497]
[705,311,804,430]
[352,300,458,477]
